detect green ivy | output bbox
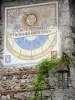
[29,58,63,100]
[63,53,71,68]
[29,54,71,100]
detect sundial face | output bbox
[4,2,59,65]
[26,14,37,26]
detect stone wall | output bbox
[0,0,75,100]
[0,67,36,100]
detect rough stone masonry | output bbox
[0,0,75,100]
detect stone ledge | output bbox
[0,87,55,95]
[0,70,37,76]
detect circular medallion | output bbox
[26,14,37,26]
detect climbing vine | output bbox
[29,58,62,100]
[29,53,71,100]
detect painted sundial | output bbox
[4,2,60,65]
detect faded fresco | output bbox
[4,2,60,65]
